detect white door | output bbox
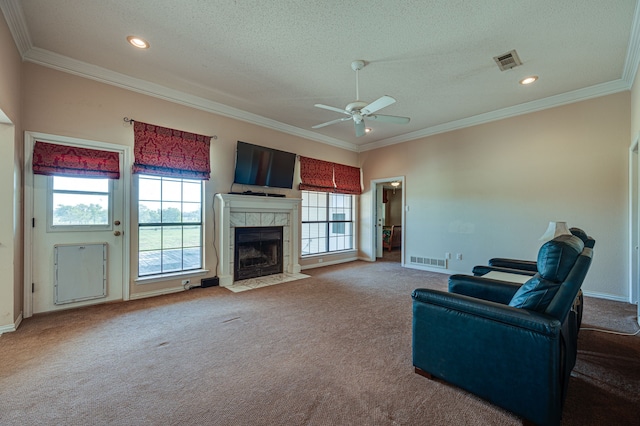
[376,183,385,258]
[27,136,127,314]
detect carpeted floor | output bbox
[0,258,638,425]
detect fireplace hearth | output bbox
[234,227,283,281]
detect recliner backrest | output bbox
[545,246,593,321]
[537,235,584,282]
[508,235,584,312]
[570,227,595,249]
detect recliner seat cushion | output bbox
[508,235,583,311]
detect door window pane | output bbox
[49,176,111,229]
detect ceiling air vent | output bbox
[493,49,522,71]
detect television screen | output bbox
[233,141,296,189]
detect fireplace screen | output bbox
[234,226,283,281]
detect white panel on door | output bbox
[54,243,107,305]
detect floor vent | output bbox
[410,256,447,269]
[493,49,522,71]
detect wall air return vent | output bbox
[410,256,447,269]
[493,49,522,71]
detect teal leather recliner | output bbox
[412,234,593,425]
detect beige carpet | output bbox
[0,258,638,425]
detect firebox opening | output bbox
[234,226,284,281]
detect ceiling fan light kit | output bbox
[312,60,410,137]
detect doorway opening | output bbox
[371,177,405,264]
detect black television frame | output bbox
[232,141,296,189]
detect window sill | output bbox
[301,249,357,258]
[135,269,209,285]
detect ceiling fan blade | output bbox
[367,114,410,124]
[314,104,351,116]
[355,120,366,137]
[312,117,352,129]
[361,95,396,115]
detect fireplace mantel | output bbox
[215,194,302,286]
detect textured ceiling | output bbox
[2,0,639,151]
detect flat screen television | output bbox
[233,141,296,189]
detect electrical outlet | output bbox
[456,253,462,260]
[318,259,323,263]
[181,279,190,285]
[445,252,451,260]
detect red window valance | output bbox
[299,156,362,195]
[299,156,334,192]
[132,121,211,180]
[32,141,120,179]
[334,163,362,195]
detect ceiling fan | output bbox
[312,60,410,137]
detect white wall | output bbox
[360,92,630,300]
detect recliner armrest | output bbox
[472,265,537,277]
[488,258,538,272]
[412,288,561,336]
[448,274,521,305]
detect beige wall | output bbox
[0,11,23,331]
[21,63,358,297]
[360,92,631,300]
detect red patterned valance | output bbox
[299,156,334,192]
[299,156,362,195]
[33,141,120,179]
[132,121,211,180]
[334,163,362,195]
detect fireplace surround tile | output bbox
[230,212,246,227]
[245,213,261,226]
[260,213,275,226]
[215,194,302,287]
[275,213,288,226]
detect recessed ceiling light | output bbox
[127,36,149,49]
[520,76,538,85]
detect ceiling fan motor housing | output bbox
[346,101,368,112]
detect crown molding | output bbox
[22,47,358,152]
[358,79,631,152]
[0,0,32,55]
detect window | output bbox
[301,191,354,255]
[138,175,203,277]
[48,176,112,231]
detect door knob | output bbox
[114,220,121,226]
[114,231,122,236]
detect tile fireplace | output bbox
[214,194,302,287]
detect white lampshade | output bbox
[539,221,571,242]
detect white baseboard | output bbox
[129,286,185,300]
[582,290,629,302]
[0,312,23,335]
[301,257,358,270]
